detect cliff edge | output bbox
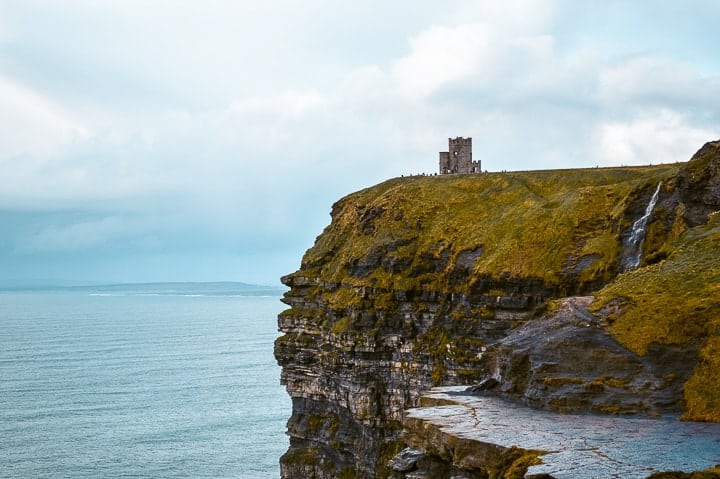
[275,141,720,478]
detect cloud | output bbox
[390,20,561,103]
[0,75,90,159]
[594,110,716,166]
[392,24,494,99]
[229,90,328,121]
[17,216,130,253]
[599,57,720,113]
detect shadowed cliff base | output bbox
[275,140,720,478]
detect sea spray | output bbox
[621,182,662,271]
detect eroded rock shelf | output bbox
[403,387,720,479]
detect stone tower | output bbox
[439,137,480,174]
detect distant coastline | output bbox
[0,281,285,296]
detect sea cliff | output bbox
[275,141,720,478]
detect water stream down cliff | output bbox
[621,181,663,271]
[275,140,720,478]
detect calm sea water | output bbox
[0,285,290,478]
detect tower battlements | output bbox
[439,137,480,174]
[449,137,472,146]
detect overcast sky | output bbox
[1,0,719,286]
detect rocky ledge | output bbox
[275,141,720,478]
[394,386,720,479]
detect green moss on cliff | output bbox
[301,166,677,296]
[324,287,362,310]
[647,468,720,478]
[684,338,720,422]
[496,446,545,479]
[281,446,322,466]
[331,316,353,335]
[593,213,720,421]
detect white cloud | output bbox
[392,24,494,99]
[229,90,328,120]
[594,110,716,166]
[448,0,555,31]
[389,22,562,102]
[220,90,331,148]
[0,75,91,160]
[599,57,720,110]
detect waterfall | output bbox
[621,182,662,271]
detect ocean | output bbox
[0,283,290,478]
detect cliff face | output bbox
[275,141,720,478]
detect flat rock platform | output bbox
[405,386,720,478]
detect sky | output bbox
[1,0,719,286]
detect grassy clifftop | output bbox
[301,164,678,294]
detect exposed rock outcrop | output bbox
[479,296,698,415]
[676,140,720,226]
[275,141,720,478]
